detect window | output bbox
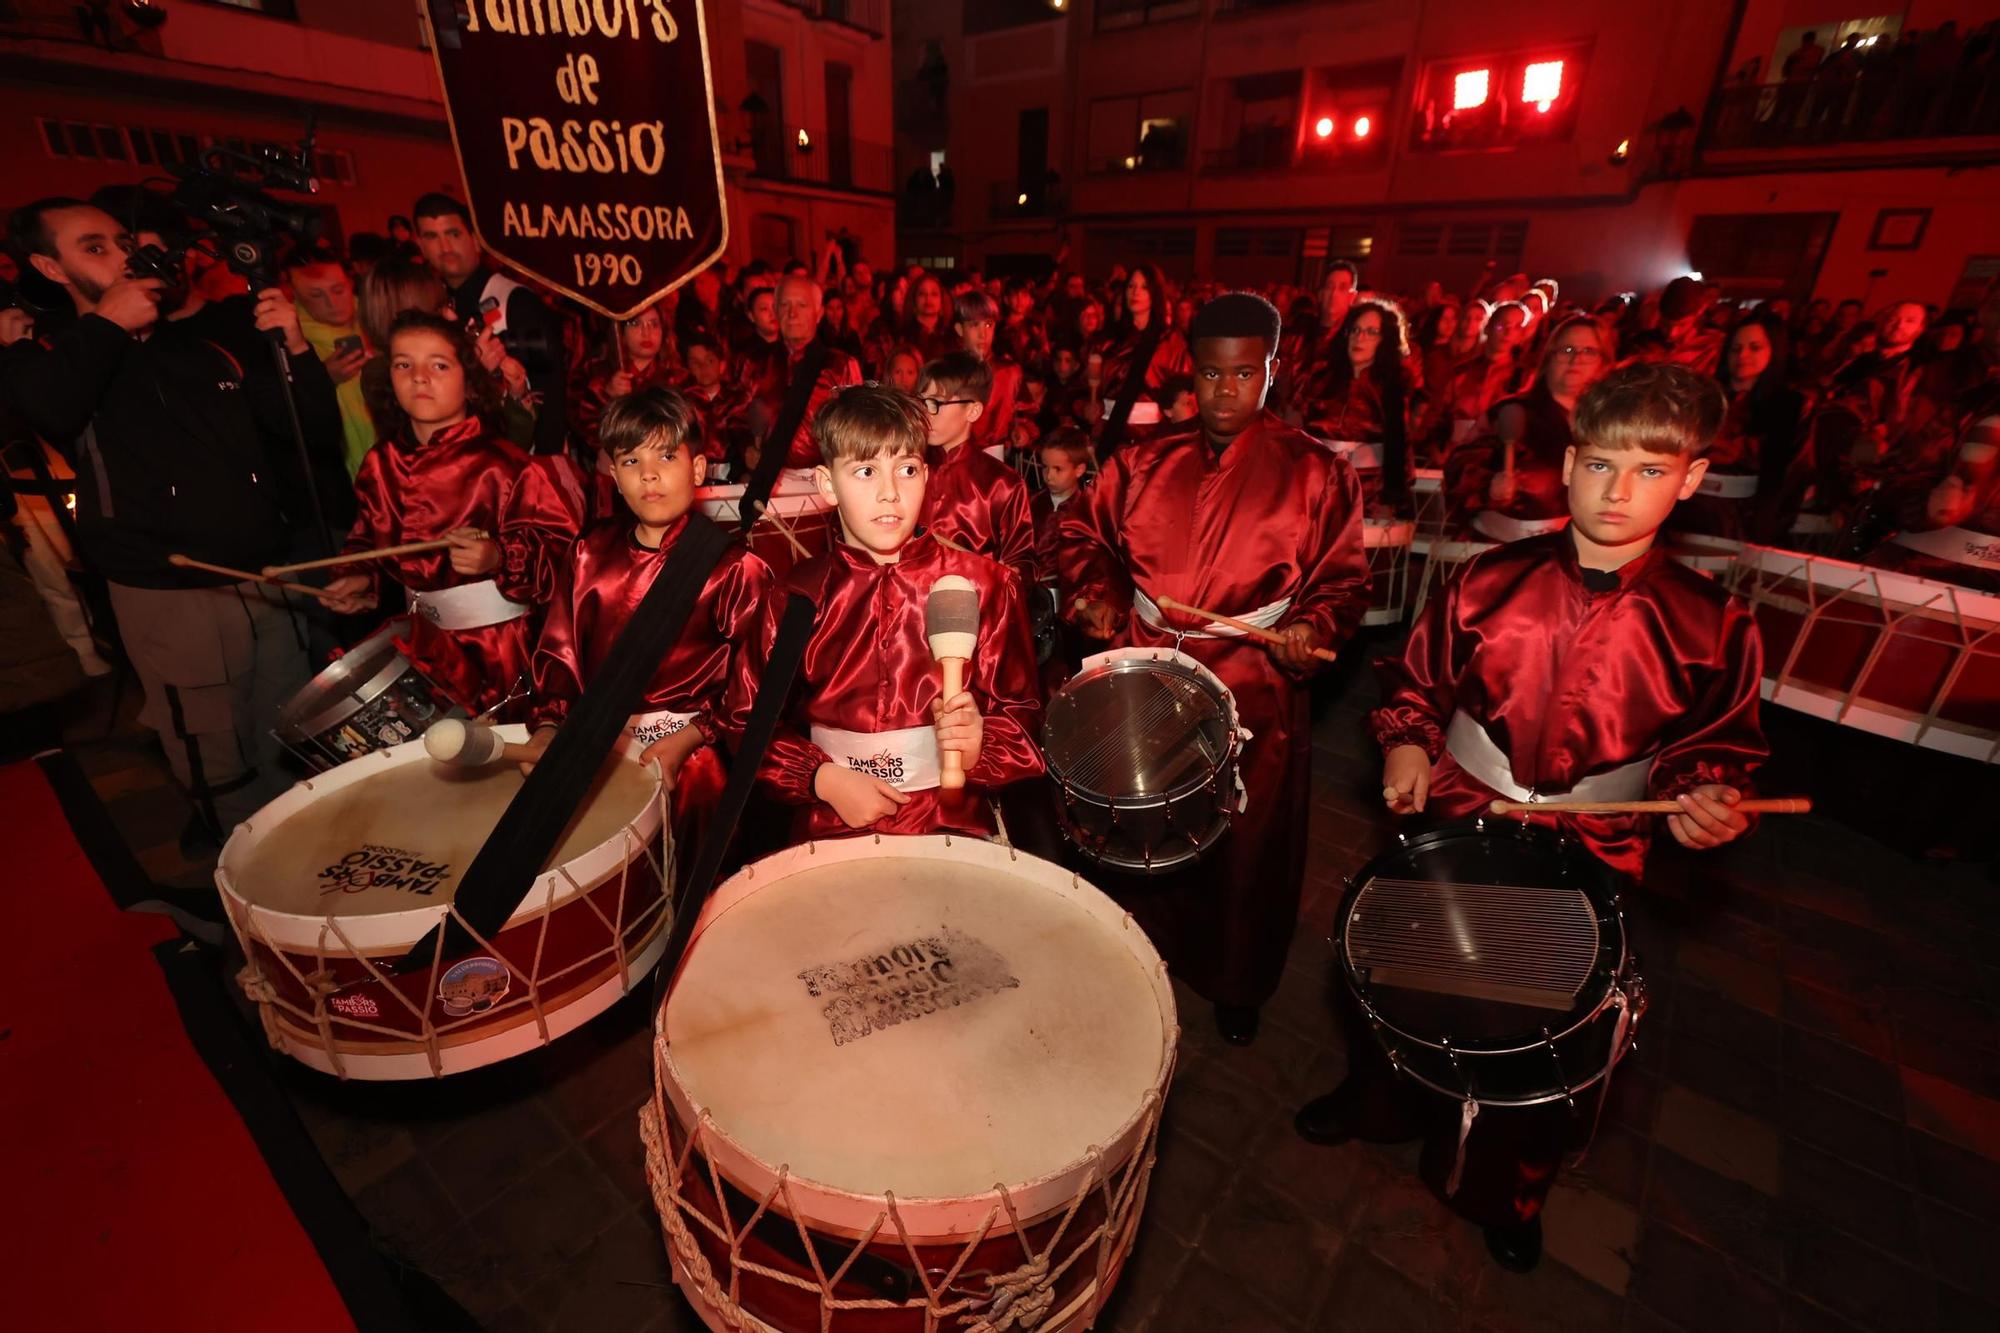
[1205,70,1302,171]
[1086,89,1193,173]
[1411,44,1589,152]
[1400,219,1526,259]
[1298,59,1398,170]
[1687,212,1836,301]
[1096,0,1199,33]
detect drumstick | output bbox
[750,500,812,561]
[424,718,538,768]
[926,574,980,791]
[1488,797,1813,816]
[929,528,974,557]
[261,533,491,578]
[167,553,338,599]
[1155,594,1338,663]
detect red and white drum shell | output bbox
[217,728,671,1079]
[1736,544,2000,763]
[697,479,837,578]
[644,836,1179,1332]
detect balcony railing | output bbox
[1702,70,2000,152]
[987,180,1069,221]
[746,123,895,195]
[778,0,888,38]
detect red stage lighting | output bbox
[1314,115,1336,139]
[1453,69,1490,111]
[1522,60,1564,112]
[1353,115,1373,138]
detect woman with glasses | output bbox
[1446,314,1612,542]
[571,302,680,451]
[1295,298,1416,514]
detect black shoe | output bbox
[1292,1091,1357,1146]
[1483,1218,1542,1273]
[1214,1003,1260,1047]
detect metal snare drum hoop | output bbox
[1335,820,1635,1108]
[273,621,461,769]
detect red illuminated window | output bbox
[1453,69,1491,111]
[1521,60,1563,112]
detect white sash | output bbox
[407,579,529,631]
[1105,398,1162,425]
[1470,511,1569,543]
[623,708,698,758]
[1328,439,1382,470]
[1698,472,1760,499]
[1132,587,1291,639]
[1445,711,1652,805]
[812,723,942,793]
[1890,525,2000,570]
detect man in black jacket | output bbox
[411,192,569,457]
[3,197,345,837]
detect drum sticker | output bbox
[317,844,453,897]
[796,928,1020,1047]
[328,992,381,1021]
[438,957,512,1016]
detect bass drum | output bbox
[1336,821,1645,1107]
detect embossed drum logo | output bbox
[316,844,452,897]
[796,928,1019,1047]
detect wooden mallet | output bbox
[1489,797,1812,816]
[423,718,539,768]
[1156,594,1338,663]
[926,574,980,791]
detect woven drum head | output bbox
[224,748,655,920]
[662,840,1172,1204]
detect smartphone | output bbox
[333,334,364,358]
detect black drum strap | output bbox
[396,514,732,971]
[1098,321,1164,458]
[739,340,829,534]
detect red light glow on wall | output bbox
[1453,68,1491,111]
[1522,60,1564,113]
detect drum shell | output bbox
[697,483,837,579]
[273,621,463,771]
[1337,823,1637,1107]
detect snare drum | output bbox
[645,836,1177,1332]
[698,480,836,577]
[1412,468,1448,544]
[273,622,463,771]
[217,729,671,1078]
[1736,544,2000,763]
[1337,822,1644,1107]
[1043,647,1245,873]
[1363,518,1416,627]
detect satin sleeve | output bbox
[721,587,835,804]
[338,449,396,598]
[1284,455,1369,656]
[1649,599,1767,801]
[529,554,584,730]
[964,569,1046,789]
[1056,457,1133,621]
[993,473,1040,594]
[497,459,588,606]
[1370,570,1459,760]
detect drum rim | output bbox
[654,835,1179,1243]
[1335,820,1628,1061]
[1043,654,1241,808]
[274,621,425,743]
[215,726,666,951]
[1058,807,1232,873]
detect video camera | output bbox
[124,120,324,293]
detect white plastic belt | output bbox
[623,708,698,758]
[408,579,529,631]
[1470,511,1569,543]
[1329,440,1382,470]
[1444,711,1652,805]
[812,723,941,793]
[1698,472,1760,499]
[1105,398,1162,425]
[1132,587,1291,639]
[1890,524,2000,570]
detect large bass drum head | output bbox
[1339,822,1623,1051]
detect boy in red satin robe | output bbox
[322,311,531,714]
[519,388,774,873]
[725,383,1044,842]
[952,289,1022,451]
[1059,292,1370,1047]
[917,351,1038,591]
[1295,362,1768,1275]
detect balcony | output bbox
[1702,72,1999,156]
[777,0,888,38]
[1202,127,1299,173]
[987,180,1069,222]
[745,123,895,196]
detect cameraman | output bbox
[3,197,345,840]
[411,192,569,457]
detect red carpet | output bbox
[0,759,355,1332]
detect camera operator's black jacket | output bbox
[0,305,347,589]
[447,268,569,457]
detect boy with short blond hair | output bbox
[726,384,1043,841]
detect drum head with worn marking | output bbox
[662,841,1172,1202]
[226,755,655,919]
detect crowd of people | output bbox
[5,181,1997,1275]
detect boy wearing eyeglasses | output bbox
[916,350,1038,592]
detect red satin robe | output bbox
[740,340,864,469]
[1444,386,1574,536]
[1096,325,1193,424]
[1030,487,1079,588]
[342,416,532,713]
[571,356,681,449]
[1372,531,1767,878]
[1058,411,1369,1006]
[921,441,1038,591]
[496,455,622,608]
[533,516,775,868]
[1437,354,1528,455]
[684,381,748,463]
[725,534,1045,842]
[971,358,1023,449]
